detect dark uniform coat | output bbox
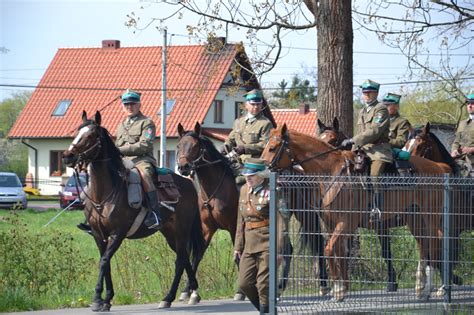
[353,102,393,163]
[389,113,411,149]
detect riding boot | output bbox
[77,221,92,234]
[370,191,383,223]
[259,304,269,314]
[144,191,163,230]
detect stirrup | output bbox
[145,211,162,230]
[370,208,381,222]
[77,223,92,234]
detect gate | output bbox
[269,173,474,314]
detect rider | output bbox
[341,79,393,221]
[115,89,164,230]
[451,92,474,177]
[223,89,273,184]
[384,93,411,149]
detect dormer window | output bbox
[157,99,176,116]
[52,100,72,116]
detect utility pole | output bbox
[160,28,167,168]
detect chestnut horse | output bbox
[62,111,205,311]
[262,124,451,302]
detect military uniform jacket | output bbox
[225,113,273,162]
[389,114,411,149]
[452,118,474,165]
[115,112,157,165]
[235,180,270,254]
[353,102,393,163]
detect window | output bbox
[157,99,176,116]
[214,100,223,123]
[52,100,72,116]
[235,101,244,119]
[157,150,176,170]
[50,151,66,176]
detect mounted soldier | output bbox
[341,79,393,221]
[223,89,274,184]
[451,92,474,177]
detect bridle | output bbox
[412,134,433,159]
[178,133,222,171]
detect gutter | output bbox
[21,139,38,188]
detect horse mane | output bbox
[185,131,235,177]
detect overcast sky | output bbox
[1,0,472,102]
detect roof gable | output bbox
[9,43,242,139]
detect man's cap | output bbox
[241,158,266,176]
[466,92,474,103]
[360,79,380,92]
[121,89,141,104]
[244,89,263,104]
[383,93,402,105]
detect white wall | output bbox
[201,88,246,129]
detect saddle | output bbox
[353,148,413,177]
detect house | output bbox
[9,39,317,195]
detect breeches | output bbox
[238,249,269,306]
[135,161,156,192]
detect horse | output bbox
[261,124,452,302]
[317,117,350,149]
[62,111,206,311]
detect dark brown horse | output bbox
[262,124,452,302]
[176,122,242,300]
[62,111,205,311]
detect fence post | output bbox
[269,171,278,315]
[442,173,452,304]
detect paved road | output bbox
[2,299,257,315]
[27,200,60,211]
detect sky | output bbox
[1,0,472,102]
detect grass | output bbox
[0,208,237,312]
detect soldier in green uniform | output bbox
[115,89,164,229]
[224,89,273,184]
[341,80,393,220]
[233,158,273,314]
[451,92,474,177]
[384,93,411,149]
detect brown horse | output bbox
[261,124,452,302]
[317,117,350,149]
[176,122,242,300]
[62,111,205,311]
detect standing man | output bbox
[451,92,474,177]
[341,79,393,220]
[224,89,273,184]
[116,89,164,229]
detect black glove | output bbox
[220,145,228,155]
[235,145,246,155]
[340,138,354,148]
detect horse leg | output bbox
[316,232,329,296]
[91,234,124,312]
[324,221,347,302]
[377,222,397,292]
[159,246,189,309]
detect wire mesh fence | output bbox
[269,173,474,314]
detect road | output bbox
[1,299,257,315]
[27,200,61,211]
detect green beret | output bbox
[245,89,263,103]
[241,158,266,176]
[383,93,401,105]
[360,79,380,92]
[121,89,141,104]
[467,93,474,103]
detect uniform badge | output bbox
[256,206,262,211]
[373,113,385,124]
[144,127,154,140]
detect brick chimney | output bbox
[299,103,310,115]
[102,40,120,49]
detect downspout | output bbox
[21,139,38,189]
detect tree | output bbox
[271,75,317,109]
[0,91,30,138]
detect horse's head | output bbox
[63,111,103,168]
[317,117,348,148]
[405,122,432,158]
[261,124,293,171]
[176,122,203,176]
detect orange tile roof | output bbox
[271,108,318,136]
[9,43,241,139]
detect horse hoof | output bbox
[91,301,103,312]
[99,303,111,311]
[332,295,345,302]
[319,286,330,296]
[415,291,430,301]
[435,286,446,298]
[179,292,190,302]
[188,293,201,305]
[233,293,245,301]
[386,283,398,292]
[158,301,172,309]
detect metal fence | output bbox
[269,173,474,314]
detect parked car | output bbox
[59,174,87,209]
[0,172,28,209]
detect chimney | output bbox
[299,103,310,115]
[102,40,120,49]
